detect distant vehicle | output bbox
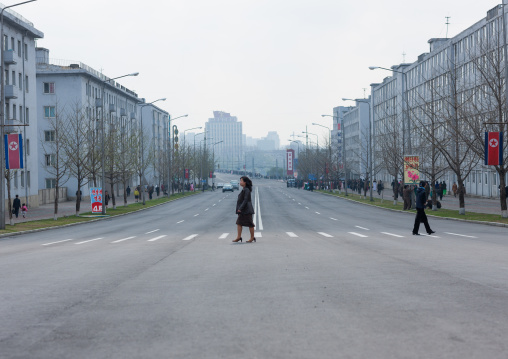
[216,183,224,189]
[223,183,234,193]
[287,178,296,188]
[230,180,239,190]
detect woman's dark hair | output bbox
[240,176,253,191]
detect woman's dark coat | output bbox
[236,187,255,215]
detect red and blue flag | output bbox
[5,134,23,169]
[485,132,503,166]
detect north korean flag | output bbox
[5,134,23,169]
[485,132,503,166]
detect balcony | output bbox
[5,85,18,99]
[4,50,16,65]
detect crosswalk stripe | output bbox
[348,232,368,238]
[381,232,404,238]
[177,220,184,224]
[355,226,370,230]
[286,232,298,237]
[219,233,229,239]
[255,232,263,238]
[318,232,333,238]
[42,239,74,246]
[112,236,136,243]
[183,234,198,241]
[148,235,167,242]
[75,237,103,245]
[145,229,159,234]
[444,232,477,238]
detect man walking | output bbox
[413,181,435,236]
[12,195,21,218]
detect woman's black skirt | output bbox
[236,213,255,227]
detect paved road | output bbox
[1,173,508,358]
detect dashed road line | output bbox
[194,214,200,217]
[75,237,103,245]
[286,232,298,237]
[42,239,74,246]
[145,229,159,234]
[444,232,477,238]
[330,218,338,221]
[315,212,321,215]
[318,232,333,238]
[355,226,370,230]
[381,232,404,238]
[112,236,136,243]
[254,232,263,238]
[148,235,167,242]
[305,206,309,209]
[177,220,185,224]
[348,232,368,238]
[205,208,209,211]
[219,233,229,239]
[183,234,198,241]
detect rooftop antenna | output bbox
[445,16,451,38]
[363,88,367,99]
[402,51,406,63]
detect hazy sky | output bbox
[19,0,501,146]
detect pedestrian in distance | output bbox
[134,188,139,202]
[452,182,458,197]
[126,186,131,197]
[12,195,21,218]
[412,181,436,236]
[105,191,110,208]
[232,176,256,243]
[21,203,28,218]
[403,185,411,210]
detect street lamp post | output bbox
[98,72,139,215]
[139,98,166,205]
[199,137,213,191]
[312,122,332,186]
[212,140,223,186]
[166,114,188,197]
[181,126,201,192]
[322,114,348,196]
[342,98,374,202]
[0,0,37,229]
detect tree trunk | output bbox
[110,181,116,210]
[499,169,507,218]
[75,185,81,215]
[123,180,128,206]
[54,184,59,220]
[7,174,13,225]
[458,179,466,215]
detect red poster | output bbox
[185,168,189,179]
[287,149,295,176]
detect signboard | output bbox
[404,155,419,184]
[185,168,189,179]
[286,149,295,176]
[5,134,23,169]
[485,132,503,166]
[90,187,103,214]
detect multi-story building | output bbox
[1,7,43,207]
[341,101,370,180]
[205,111,243,171]
[36,48,141,201]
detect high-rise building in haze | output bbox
[205,111,243,171]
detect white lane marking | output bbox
[75,237,103,245]
[112,236,136,243]
[298,203,301,205]
[381,232,404,238]
[254,232,263,238]
[444,232,477,238]
[421,234,440,238]
[318,232,333,238]
[183,234,198,241]
[219,233,229,239]
[194,214,200,217]
[42,239,74,246]
[315,212,321,215]
[148,235,167,242]
[177,220,184,224]
[146,229,159,234]
[355,226,370,230]
[292,199,295,201]
[305,206,309,209]
[214,203,217,206]
[286,232,298,237]
[205,208,209,211]
[348,232,368,238]
[330,218,338,221]
[254,187,263,231]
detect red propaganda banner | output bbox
[90,187,103,214]
[185,168,189,179]
[5,134,23,169]
[209,171,213,178]
[286,149,295,176]
[337,123,341,131]
[485,132,503,166]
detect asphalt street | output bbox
[1,173,508,358]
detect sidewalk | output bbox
[333,188,506,215]
[5,192,167,224]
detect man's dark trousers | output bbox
[413,208,431,234]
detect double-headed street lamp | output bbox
[342,98,374,202]
[0,0,37,229]
[139,98,166,205]
[167,114,188,197]
[98,72,139,215]
[302,131,319,149]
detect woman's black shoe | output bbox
[412,232,420,235]
[232,237,242,243]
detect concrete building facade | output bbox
[205,111,243,171]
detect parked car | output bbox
[216,183,224,189]
[223,183,234,193]
[230,180,239,190]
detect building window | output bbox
[14,171,18,188]
[44,130,55,142]
[24,43,27,60]
[44,106,55,118]
[21,171,24,187]
[25,75,28,93]
[10,37,14,51]
[12,104,16,120]
[18,73,22,90]
[25,108,29,124]
[11,71,15,85]
[4,70,8,85]
[17,40,20,57]
[45,178,56,189]
[26,139,30,155]
[3,35,7,51]
[45,154,56,166]
[19,106,22,122]
[27,171,30,187]
[43,82,55,94]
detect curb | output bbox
[317,191,508,228]
[0,192,200,239]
